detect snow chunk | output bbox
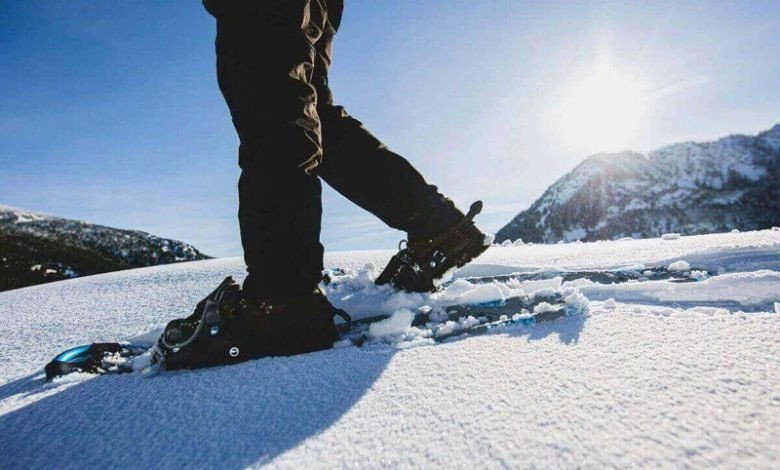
[435,315,481,337]
[563,289,590,315]
[775,302,780,314]
[687,306,730,317]
[668,260,690,272]
[533,302,559,314]
[603,298,617,309]
[438,279,505,306]
[332,339,352,349]
[369,309,414,338]
[661,233,681,240]
[512,312,533,321]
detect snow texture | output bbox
[1,229,779,468]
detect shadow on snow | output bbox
[0,314,586,468]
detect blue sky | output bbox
[1,1,779,257]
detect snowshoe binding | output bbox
[376,201,490,293]
[152,276,350,370]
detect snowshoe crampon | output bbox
[376,201,490,293]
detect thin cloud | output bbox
[652,76,712,99]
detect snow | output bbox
[710,190,745,206]
[574,270,780,310]
[668,260,691,271]
[0,204,50,224]
[368,309,414,338]
[625,198,650,211]
[662,232,681,240]
[1,229,779,468]
[531,301,557,313]
[435,315,481,338]
[561,227,587,242]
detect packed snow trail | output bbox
[0,230,778,468]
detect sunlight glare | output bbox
[557,64,644,154]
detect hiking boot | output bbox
[153,276,350,370]
[375,201,491,293]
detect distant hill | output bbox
[0,205,210,291]
[496,124,780,244]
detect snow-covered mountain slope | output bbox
[1,230,778,468]
[496,124,780,244]
[0,204,210,291]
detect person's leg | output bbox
[205,0,328,301]
[312,2,464,241]
[313,1,488,293]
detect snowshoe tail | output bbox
[44,342,149,381]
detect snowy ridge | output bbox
[496,124,780,244]
[0,229,778,468]
[0,204,210,291]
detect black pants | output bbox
[205,0,453,300]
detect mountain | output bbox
[0,205,210,291]
[496,124,780,244]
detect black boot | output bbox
[153,277,350,370]
[376,201,491,293]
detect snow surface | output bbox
[1,230,779,468]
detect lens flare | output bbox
[556,64,644,154]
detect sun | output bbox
[555,63,644,154]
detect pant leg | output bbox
[313,4,461,235]
[205,0,329,300]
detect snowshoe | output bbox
[44,343,148,381]
[152,276,350,370]
[376,201,490,292]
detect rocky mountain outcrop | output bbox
[0,205,210,291]
[496,124,780,243]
